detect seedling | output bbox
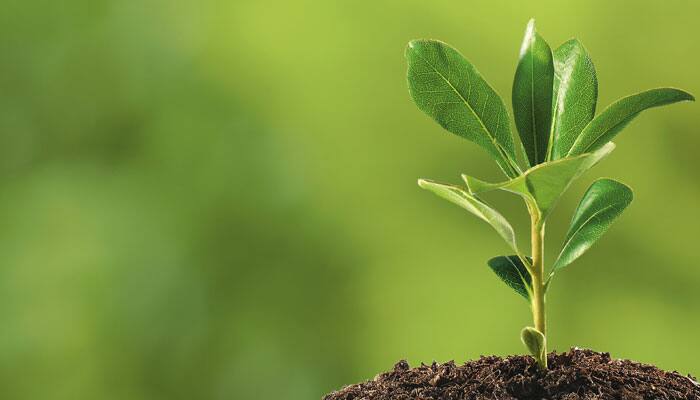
[406,20,693,370]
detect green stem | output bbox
[530,212,548,369]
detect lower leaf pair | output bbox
[487,178,633,300]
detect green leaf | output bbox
[417,179,518,253]
[462,142,615,218]
[406,40,521,178]
[512,19,554,167]
[521,327,547,369]
[487,255,532,300]
[567,88,695,156]
[551,178,633,273]
[549,39,598,160]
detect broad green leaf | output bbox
[406,40,521,178]
[551,178,633,273]
[487,255,532,300]
[417,179,518,252]
[521,327,547,369]
[567,88,695,156]
[549,39,598,160]
[512,19,554,166]
[462,142,615,218]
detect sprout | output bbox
[406,19,693,370]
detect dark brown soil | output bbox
[324,348,700,400]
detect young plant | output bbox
[406,19,693,370]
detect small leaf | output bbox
[567,88,695,156]
[406,40,521,178]
[418,179,518,253]
[549,39,598,160]
[463,143,615,218]
[552,178,633,272]
[512,19,554,166]
[487,255,532,300]
[521,327,547,369]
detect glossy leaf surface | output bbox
[549,40,597,160]
[417,179,518,252]
[487,255,532,300]
[551,178,633,273]
[463,143,615,217]
[407,40,520,178]
[512,19,554,166]
[568,88,695,156]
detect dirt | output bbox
[323,348,700,400]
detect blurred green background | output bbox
[0,0,698,398]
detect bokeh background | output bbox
[1,0,698,398]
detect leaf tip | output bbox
[561,37,587,52]
[486,256,499,268]
[619,181,634,201]
[667,88,695,102]
[526,18,536,30]
[405,39,425,58]
[406,39,424,52]
[405,40,417,57]
[417,179,430,189]
[519,19,537,55]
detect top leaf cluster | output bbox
[407,19,693,281]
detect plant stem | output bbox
[530,212,548,369]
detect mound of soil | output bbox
[324,348,700,400]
